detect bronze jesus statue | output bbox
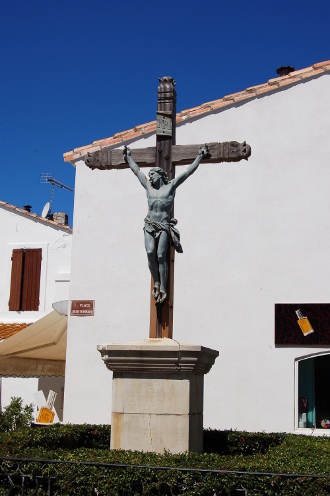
[124,144,208,304]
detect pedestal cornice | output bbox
[97,338,219,375]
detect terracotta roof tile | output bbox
[0,323,29,341]
[313,61,330,69]
[267,77,281,86]
[64,60,330,164]
[255,85,278,96]
[211,100,230,111]
[222,93,237,101]
[0,201,73,232]
[272,74,302,89]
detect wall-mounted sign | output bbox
[156,111,172,136]
[275,303,330,345]
[70,300,94,316]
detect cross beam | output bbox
[85,77,251,340]
[85,141,251,170]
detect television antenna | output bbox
[40,173,74,216]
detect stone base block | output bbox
[97,338,218,454]
[111,412,203,453]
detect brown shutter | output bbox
[9,249,24,310]
[21,249,42,311]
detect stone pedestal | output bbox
[97,338,218,453]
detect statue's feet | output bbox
[152,283,160,300]
[157,290,167,304]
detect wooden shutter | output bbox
[21,249,42,311]
[9,249,24,310]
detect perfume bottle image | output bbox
[295,309,314,336]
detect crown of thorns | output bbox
[149,167,169,184]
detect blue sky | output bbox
[1,0,329,225]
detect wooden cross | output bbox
[85,77,251,340]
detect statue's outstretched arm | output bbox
[171,145,208,189]
[124,146,148,189]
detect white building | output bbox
[0,202,72,421]
[63,61,330,434]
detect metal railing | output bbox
[1,456,329,495]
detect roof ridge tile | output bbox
[313,61,330,69]
[291,67,314,77]
[267,77,281,86]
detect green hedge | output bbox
[0,425,329,495]
[203,429,286,455]
[2,423,110,450]
[0,425,286,456]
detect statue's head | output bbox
[149,167,169,186]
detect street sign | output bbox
[70,300,95,316]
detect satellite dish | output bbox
[41,202,50,218]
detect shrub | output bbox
[0,397,33,432]
[203,429,286,455]
[0,423,110,456]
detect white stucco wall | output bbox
[0,377,38,417]
[64,74,330,433]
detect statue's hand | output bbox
[123,146,131,161]
[198,144,209,157]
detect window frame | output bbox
[295,351,330,436]
[6,243,48,313]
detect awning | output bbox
[0,311,67,377]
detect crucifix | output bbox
[85,77,251,340]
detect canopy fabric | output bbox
[0,311,67,377]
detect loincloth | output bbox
[144,217,183,253]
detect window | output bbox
[298,354,330,429]
[9,248,42,311]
